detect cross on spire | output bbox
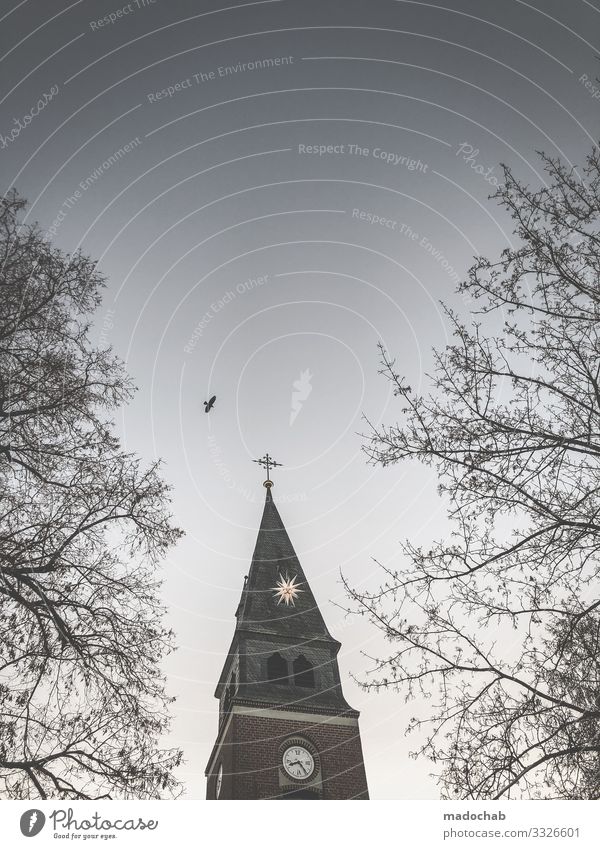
[253,453,283,488]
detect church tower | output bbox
[205,463,369,799]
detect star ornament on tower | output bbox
[271,573,304,606]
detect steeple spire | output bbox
[235,485,335,642]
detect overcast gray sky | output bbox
[2,0,599,799]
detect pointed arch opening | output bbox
[266,652,289,684]
[293,655,315,688]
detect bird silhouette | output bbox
[204,395,216,413]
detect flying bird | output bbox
[204,395,216,413]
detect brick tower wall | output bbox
[207,710,369,800]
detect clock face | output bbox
[282,745,315,780]
[216,763,223,799]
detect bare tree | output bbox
[0,191,183,799]
[346,148,600,799]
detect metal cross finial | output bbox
[253,453,283,487]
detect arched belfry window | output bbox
[267,652,288,684]
[293,655,315,688]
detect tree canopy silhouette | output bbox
[0,191,183,799]
[348,147,600,799]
